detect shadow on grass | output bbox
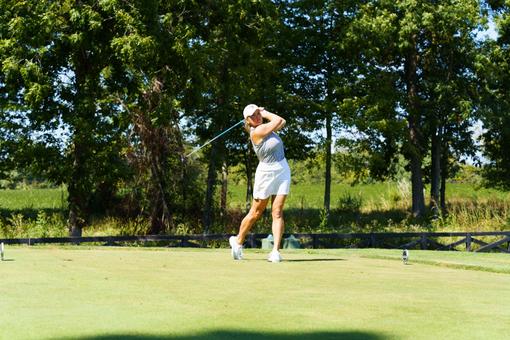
[0,207,65,220]
[242,257,346,262]
[282,207,413,232]
[66,330,387,340]
[284,258,346,262]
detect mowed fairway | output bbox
[1,247,509,340]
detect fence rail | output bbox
[1,231,510,253]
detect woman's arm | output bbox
[251,109,286,144]
[264,109,286,131]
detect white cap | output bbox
[243,104,258,119]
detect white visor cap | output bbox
[243,104,258,119]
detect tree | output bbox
[106,0,200,234]
[349,0,483,218]
[279,0,360,220]
[418,1,482,215]
[182,0,282,232]
[0,0,201,236]
[478,1,510,189]
[0,0,128,236]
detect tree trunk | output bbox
[430,125,441,218]
[439,53,454,217]
[324,113,332,218]
[440,167,447,215]
[67,129,90,237]
[245,146,254,212]
[409,149,426,218]
[404,39,426,218]
[68,55,92,237]
[203,143,219,233]
[148,151,172,234]
[220,159,228,218]
[128,78,176,235]
[67,151,84,237]
[440,139,449,215]
[323,24,334,220]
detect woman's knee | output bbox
[248,198,268,220]
[272,208,283,220]
[249,207,265,220]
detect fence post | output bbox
[248,234,256,248]
[312,234,318,249]
[420,234,427,250]
[370,233,376,248]
[466,234,472,252]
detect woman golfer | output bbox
[229,104,291,262]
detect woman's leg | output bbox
[237,197,269,244]
[271,194,287,251]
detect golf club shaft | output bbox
[186,120,244,157]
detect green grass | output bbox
[227,182,393,209]
[226,182,510,233]
[0,183,506,212]
[0,182,506,211]
[0,187,66,212]
[227,182,510,210]
[1,182,510,236]
[1,247,509,339]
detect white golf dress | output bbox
[251,129,291,199]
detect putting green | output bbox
[0,246,509,339]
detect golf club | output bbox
[186,119,244,158]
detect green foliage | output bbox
[1,179,510,238]
[477,4,510,189]
[0,0,507,234]
[0,211,66,238]
[288,155,345,185]
[451,164,483,185]
[345,0,484,217]
[336,193,363,212]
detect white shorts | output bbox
[253,159,291,200]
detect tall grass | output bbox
[0,187,68,238]
[228,181,510,233]
[1,182,510,238]
[0,187,67,212]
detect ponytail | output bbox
[244,120,251,133]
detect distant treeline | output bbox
[1,1,509,236]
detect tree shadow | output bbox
[65,330,388,340]
[252,206,409,238]
[284,258,346,262]
[283,207,414,233]
[242,258,346,262]
[0,207,65,220]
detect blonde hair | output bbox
[244,119,251,133]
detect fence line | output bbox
[1,231,509,253]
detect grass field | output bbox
[1,182,508,212]
[228,182,510,210]
[228,182,510,233]
[0,188,66,212]
[1,246,509,339]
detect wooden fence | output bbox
[1,231,509,253]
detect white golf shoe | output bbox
[267,250,282,263]
[229,236,243,260]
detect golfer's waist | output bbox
[257,159,289,171]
